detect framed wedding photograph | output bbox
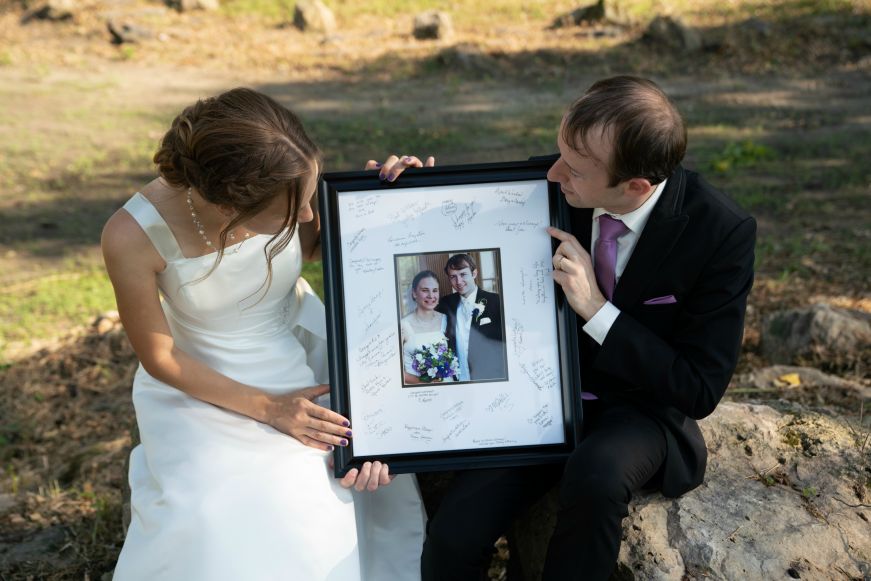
[319,159,582,476]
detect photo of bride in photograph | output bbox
[395,250,508,387]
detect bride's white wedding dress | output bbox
[113,193,425,581]
[400,312,453,380]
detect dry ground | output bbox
[1,0,870,578]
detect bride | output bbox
[102,88,424,580]
[400,270,458,385]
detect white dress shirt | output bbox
[582,180,667,345]
[455,288,478,381]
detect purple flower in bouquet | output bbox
[410,338,458,382]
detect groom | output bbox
[413,76,756,580]
[435,253,507,382]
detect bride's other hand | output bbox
[339,460,393,491]
[265,384,351,452]
[364,154,435,182]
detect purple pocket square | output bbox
[643,295,677,305]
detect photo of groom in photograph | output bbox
[437,253,508,383]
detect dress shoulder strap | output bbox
[122,193,185,262]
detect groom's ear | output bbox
[472,269,479,280]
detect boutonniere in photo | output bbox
[472,298,487,324]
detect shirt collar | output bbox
[460,288,479,305]
[592,179,667,235]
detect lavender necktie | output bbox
[582,215,629,402]
[594,215,630,302]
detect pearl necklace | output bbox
[413,309,439,326]
[186,188,250,252]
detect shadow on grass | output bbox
[0,324,136,579]
[6,1,869,291]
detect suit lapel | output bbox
[613,166,689,308]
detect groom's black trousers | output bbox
[421,400,668,581]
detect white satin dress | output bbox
[113,193,425,581]
[400,313,459,383]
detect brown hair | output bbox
[412,270,440,292]
[154,87,320,292]
[562,76,686,187]
[444,253,477,274]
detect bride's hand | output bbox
[364,155,435,182]
[265,384,351,452]
[331,457,394,492]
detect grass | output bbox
[1,0,869,360]
[216,0,868,28]
[0,266,116,354]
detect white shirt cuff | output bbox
[582,301,620,345]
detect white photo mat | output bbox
[337,179,566,456]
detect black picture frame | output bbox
[319,159,582,476]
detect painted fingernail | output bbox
[342,420,350,427]
[387,173,396,182]
[345,430,353,437]
[327,445,334,451]
[374,162,382,168]
[340,439,348,446]
[404,156,412,162]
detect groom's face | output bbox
[447,266,477,297]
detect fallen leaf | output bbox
[777,373,801,387]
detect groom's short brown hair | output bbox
[562,75,686,187]
[445,253,477,274]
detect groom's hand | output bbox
[548,226,607,321]
[330,457,394,491]
[364,155,435,181]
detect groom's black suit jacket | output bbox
[570,163,756,497]
[437,289,508,382]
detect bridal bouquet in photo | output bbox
[410,339,459,382]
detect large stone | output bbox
[0,493,15,515]
[164,0,218,11]
[0,526,79,574]
[551,1,604,28]
[106,19,153,44]
[762,303,871,369]
[551,1,638,28]
[732,364,871,408]
[643,16,702,53]
[512,402,871,580]
[20,0,75,23]
[413,10,453,41]
[433,43,490,72]
[293,0,336,34]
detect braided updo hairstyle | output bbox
[154,87,320,291]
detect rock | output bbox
[0,526,78,572]
[732,364,871,408]
[551,1,647,29]
[0,493,15,515]
[512,402,871,580]
[95,317,116,335]
[433,43,490,72]
[293,0,336,34]
[55,437,129,485]
[551,1,604,28]
[20,0,75,23]
[107,19,153,44]
[762,303,871,369]
[413,10,453,41]
[740,16,772,37]
[642,16,702,53]
[169,0,219,11]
